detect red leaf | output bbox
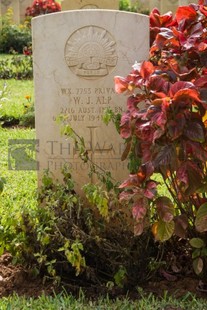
[120,112,131,139]
[155,29,174,49]
[169,81,195,97]
[194,76,207,87]
[167,113,186,140]
[150,9,174,28]
[144,180,157,199]
[174,214,188,238]
[140,142,153,163]
[153,128,164,142]
[176,161,203,195]
[152,109,167,131]
[140,61,154,80]
[119,174,140,189]
[190,22,203,39]
[138,163,154,180]
[127,96,140,116]
[150,8,161,28]
[155,196,174,222]
[175,6,197,24]
[183,120,205,143]
[132,199,147,221]
[184,141,207,162]
[173,89,202,104]
[119,190,132,202]
[200,4,207,17]
[153,144,177,169]
[198,42,207,52]
[135,121,155,142]
[114,76,129,94]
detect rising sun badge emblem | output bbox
[64,26,118,79]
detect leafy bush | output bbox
[0,55,33,79]
[0,9,32,54]
[115,1,207,275]
[0,166,157,286]
[119,0,149,15]
[25,0,61,17]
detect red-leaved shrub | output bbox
[25,0,61,17]
[115,1,207,274]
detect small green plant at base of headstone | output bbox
[57,115,119,192]
[115,0,207,275]
[57,116,125,225]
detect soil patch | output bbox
[0,253,207,300]
[0,253,54,297]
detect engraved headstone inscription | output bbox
[61,0,119,10]
[32,10,149,193]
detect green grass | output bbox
[0,127,37,211]
[0,54,14,60]
[0,291,206,310]
[0,79,34,119]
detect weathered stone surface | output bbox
[61,0,119,10]
[32,10,149,192]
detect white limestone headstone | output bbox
[32,10,149,192]
[61,0,119,10]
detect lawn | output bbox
[0,79,34,120]
[0,291,207,309]
[0,127,37,210]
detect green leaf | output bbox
[102,107,114,125]
[0,246,4,256]
[192,249,201,259]
[153,144,177,169]
[195,203,207,232]
[190,238,205,249]
[114,266,127,288]
[201,247,207,257]
[156,220,175,242]
[193,257,203,275]
[0,177,6,194]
